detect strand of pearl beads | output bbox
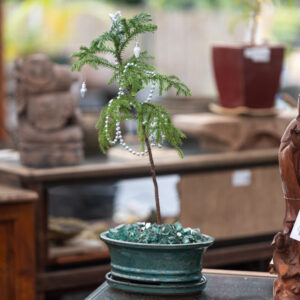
[104,62,162,156]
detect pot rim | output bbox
[100,231,214,249]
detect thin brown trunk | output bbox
[142,125,161,224]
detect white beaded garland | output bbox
[103,61,164,156]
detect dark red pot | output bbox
[212,44,284,109]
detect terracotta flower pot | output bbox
[212,44,284,110]
[100,231,214,295]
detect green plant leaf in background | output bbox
[4,0,122,61]
[271,5,300,54]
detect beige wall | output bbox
[152,11,247,98]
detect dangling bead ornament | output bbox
[80,81,87,98]
[134,41,141,58]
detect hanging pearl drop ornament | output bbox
[134,41,141,58]
[80,81,87,98]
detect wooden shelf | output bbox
[48,244,109,266]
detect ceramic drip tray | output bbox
[106,272,207,295]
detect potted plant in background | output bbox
[212,0,285,113]
[71,12,214,295]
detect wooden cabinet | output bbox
[179,165,284,240]
[0,185,37,300]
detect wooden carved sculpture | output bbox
[14,54,84,167]
[272,99,300,299]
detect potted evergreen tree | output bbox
[71,12,214,295]
[212,0,284,113]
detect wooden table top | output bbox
[0,148,278,183]
[86,269,276,300]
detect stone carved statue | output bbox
[14,54,84,167]
[272,99,300,299]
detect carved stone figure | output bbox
[14,54,84,167]
[272,99,300,299]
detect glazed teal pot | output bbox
[100,231,214,285]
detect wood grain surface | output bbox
[0,186,36,299]
[0,148,278,182]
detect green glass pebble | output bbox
[108,228,119,239]
[192,228,200,235]
[186,235,194,242]
[168,236,177,244]
[183,228,192,235]
[161,225,171,235]
[159,237,169,244]
[107,222,205,245]
[182,236,190,244]
[174,221,183,231]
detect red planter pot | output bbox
[212,44,284,109]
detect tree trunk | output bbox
[142,125,162,224]
[250,14,258,46]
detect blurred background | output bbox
[1,0,300,299]
[2,0,300,143]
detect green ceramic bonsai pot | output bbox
[100,231,214,294]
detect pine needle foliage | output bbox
[71,12,191,158]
